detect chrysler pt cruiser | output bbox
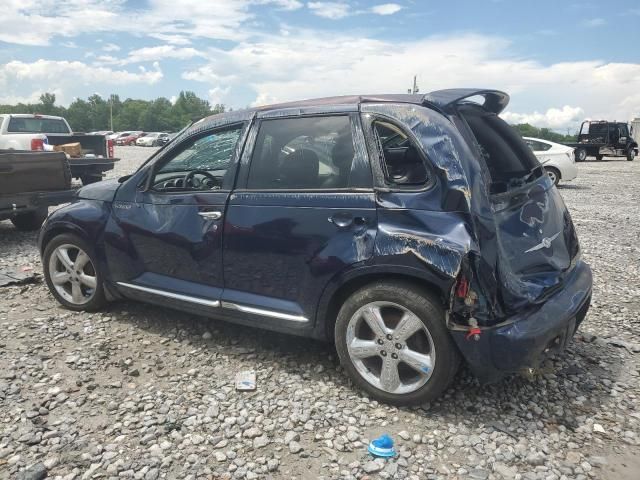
[39,89,592,406]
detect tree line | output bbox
[0,92,578,142]
[0,92,225,133]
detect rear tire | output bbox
[334,281,460,406]
[627,148,636,161]
[81,174,102,185]
[42,233,107,311]
[575,148,587,162]
[11,207,48,231]
[595,154,603,161]
[544,166,561,186]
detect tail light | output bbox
[455,276,469,298]
[107,139,114,158]
[31,138,45,151]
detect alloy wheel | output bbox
[546,169,558,185]
[345,301,435,395]
[48,244,97,305]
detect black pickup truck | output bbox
[567,120,638,162]
[0,114,119,184]
[0,150,75,230]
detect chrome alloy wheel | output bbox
[345,301,436,395]
[546,169,558,185]
[48,244,97,305]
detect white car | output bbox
[136,132,170,146]
[524,137,577,186]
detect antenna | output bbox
[408,75,419,94]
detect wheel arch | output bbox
[39,221,92,256]
[314,265,453,341]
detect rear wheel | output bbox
[81,174,102,185]
[544,166,560,186]
[575,148,587,162]
[42,233,106,311]
[595,154,603,161]
[627,148,636,161]
[11,207,48,231]
[334,281,460,406]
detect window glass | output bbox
[247,116,354,189]
[525,139,551,152]
[8,117,70,134]
[152,125,242,192]
[373,120,428,185]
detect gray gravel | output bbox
[1,148,639,479]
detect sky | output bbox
[0,0,639,131]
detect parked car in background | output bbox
[89,130,114,136]
[136,132,170,147]
[115,131,144,146]
[0,114,118,185]
[39,89,592,406]
[1,150,75,230]
[524,137,577,186]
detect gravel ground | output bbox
[1,147,639,480]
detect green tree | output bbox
[512,123,577,143]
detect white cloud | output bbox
[182,31,640,129]
[0,59,162,105]
[501,106,585,129]
[371,3,403,15]
[307,2,350,19]
[582,18,606,27]
[103,43,121,52]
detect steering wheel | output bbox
[183,169,220,190]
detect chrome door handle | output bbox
[198,211,222,220]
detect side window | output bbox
[619,124,629,138]
[372,120,428,186]
[151,125,242,192]
[247,116,355,190]
[527,140,551,152]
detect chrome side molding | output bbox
[116,282,220,308]
[116,282,309,323]
[221,301,309,323]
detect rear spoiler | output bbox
[422,89,510,114]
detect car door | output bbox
[221,112,377,332]
[107,122,247,308]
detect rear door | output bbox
[221,112,377,330]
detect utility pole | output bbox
[109,94,114,132]
[407,75,419,94]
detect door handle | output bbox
[198,211,222,220]
[328,213,366,228]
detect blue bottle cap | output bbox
[367,434,396,458]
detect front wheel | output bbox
[334,281,460,406]
[11,207,48,231]
[42,233,107,311]
[628,148,636,161]
[575,148,587,162]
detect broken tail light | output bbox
[107,139,114,158]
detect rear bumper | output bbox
[1,189,76,216]
[452,260,592,382]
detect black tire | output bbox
[42,233,107,312]
[11,207,48,231]
[81,174,102,185]
[575,148,587,162]
[627,148,636,161]
[544,166,561,186]
[334,281,460,406]
[595,154,603,161]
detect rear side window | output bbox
[8,117,70,134]
[525,139,552,152]
[247,116,355,190]
[460,106,539,186]
[373,120,429,186]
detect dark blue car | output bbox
[39,89,592,406]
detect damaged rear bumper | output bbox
[451,260,592,383]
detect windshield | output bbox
[8,117,70,134]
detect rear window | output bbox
[7,117,70,134]
[460,105,539,188]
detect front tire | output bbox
[627,148,636,161]
[42,233,107,311]
[575,147,587,162]
[334,281,460,406]
[11,207,48,231]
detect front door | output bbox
[107,123,246,306]
[221,113,377,330]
